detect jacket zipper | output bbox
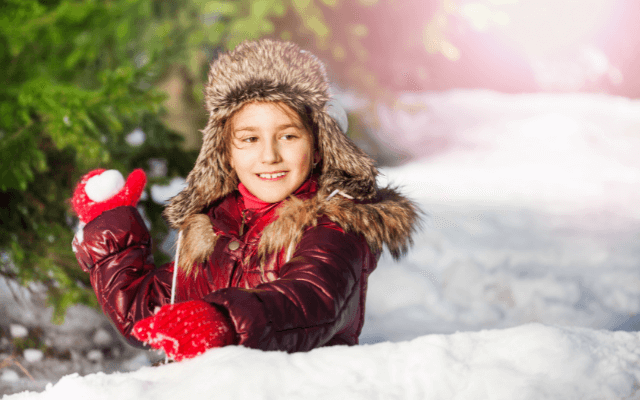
[230,210,248,288]
[239,210,247,237]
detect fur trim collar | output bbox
[177,187,421,275]
[259,186,420,261]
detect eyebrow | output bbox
[234,123,302,133]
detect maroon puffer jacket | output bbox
[73,187,378,352]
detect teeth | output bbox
[258,172,286,179]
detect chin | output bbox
[250,182,299,204]
[259,192,288,203]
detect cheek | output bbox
[295,151,312,171]
[230,148,256,174]
[293,142,314,168]
[229,147,240,170]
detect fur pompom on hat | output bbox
[164,39,378,230]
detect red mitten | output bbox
[72,169,146,224]
[132,300,236,361]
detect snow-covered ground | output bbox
[3,90,640,399]
[363,90,640,343]
[5,325,640,400]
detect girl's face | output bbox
[229,102,319,203]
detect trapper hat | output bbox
[164,39,378,229]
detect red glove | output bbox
[71,169,146,224]
[132,300,236,361]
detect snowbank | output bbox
[361,90,640,342]
[5,324,639,400]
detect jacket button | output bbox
[228,241,240,251]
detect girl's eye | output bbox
[281,133,298,140]
[242,136,258,143]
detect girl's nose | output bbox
[261,138,282,164]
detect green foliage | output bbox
[0,0,214,323]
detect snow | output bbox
[150,177,187,205]
[125,129,146,147]
[84,351,102,363]
[1,372,19,383]
[4,325,640,400]
[3,90,640,399]
[325,98,349,134]
[22,351,43,364]
[9,326,28,339]
[362,90,640,342]
[84,170,124,203]
[91,329,112,348]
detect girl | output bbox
[71,39,420,361]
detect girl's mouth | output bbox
[257,172,287,180]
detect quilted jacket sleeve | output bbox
[73,206,173,347]
[203,220,372,352]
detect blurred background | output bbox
[1,0,639,393]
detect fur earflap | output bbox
[163,39,378,230]
[177,213,218,276]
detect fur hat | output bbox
[163,39,378,229]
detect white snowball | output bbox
[9,324,28,338]
[23,349,43,363]
[85,170,125,202]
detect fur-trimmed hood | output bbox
[163,39,420,270]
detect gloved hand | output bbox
[132,300,236,361]
[71,169,146,224]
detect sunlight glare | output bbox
[496,0,617,57]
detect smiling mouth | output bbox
[257,172,287,180]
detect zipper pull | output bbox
[239,210,247,237]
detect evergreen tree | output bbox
[0,0,212,322]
